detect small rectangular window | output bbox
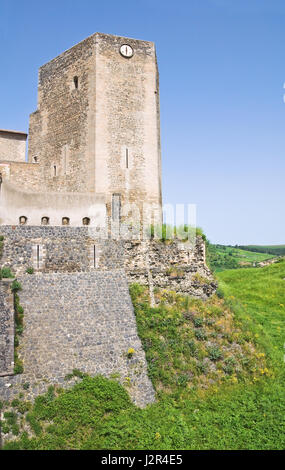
[112,194,121,221]
[37,245,39,269]
[126,148,129,169]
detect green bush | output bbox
[195,328,207,341]
[11,280,22,292]
[216,287,224,299]
[14,361,24,375]
[146,224,206,242]
[187,340,198,357]
[193,317,203,328]
[1,266,14,278]
[207,346,223,362]
[13,288,24,374]
[26,267,34,274]
[177,374,189,386]
[197,361,208,374]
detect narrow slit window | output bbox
[54,165,57,177]
[37,245,40,270]
[93,245,96,268]
[73,76,78,89]
[126,148,129,169]
[112,194,121,222]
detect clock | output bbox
[120,44,133,58]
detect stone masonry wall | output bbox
[0,226,123,274]
[27,34,96,193]
[95,33,162,218]
[0,279,14,377]
[0,270,155,408]
[0,162,42,192]
[123,239,216,299]
[0,226,216,428]
[0,226,216,297]
[0,131,27,163]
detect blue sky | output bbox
[1,0,284,244]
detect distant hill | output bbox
[206,243,276,272]
[234,245,285,256]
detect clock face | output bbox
[120,44,133,58]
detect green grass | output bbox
[217,261,285,368]
[207,243,276,272]
[3,261,285,450]
[236,245,285,257]
[148,224,206,242]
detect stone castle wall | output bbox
[0,33,162,227]
[0,226,216,298]
[94,33,162,216]
[0,226,215,422]
[0,130,27,163]
[27,32,162,212]
[0,270,155,408]
[28,34,96,193]
[0,181,106,226]
[0,279,14,377]
[123,239,216,299]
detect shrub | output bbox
[197,361,208,374]
[195,329,207,341]
[14,361,24,375]
[193,317,203,328]
[223,357,236,375]
[26,267,34,274]
[207,346,223,362]
[26,413,42,436]
[187,340,198,357]
[192,273,211,285]
[16,305,24,315]
[1,266,14,278]
[177,374,189,386]
[72,369,87,379]
[146,224,206,242]
[11,280,22,292]
[127,348,135,358]
[129,283,145,303]
[216,288,224,299]
[11,399,31,414]
[13,288,24,374]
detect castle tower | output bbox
[23,32,162,227]
[0,33,162,227]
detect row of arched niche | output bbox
[19,216,91,226]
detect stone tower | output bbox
[0,33,162,228]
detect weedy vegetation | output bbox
[2,261,285,449]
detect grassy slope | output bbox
[217,262,285,363]
[3,262,285,450]
[237,245,285,257]
[207,244,275,272]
